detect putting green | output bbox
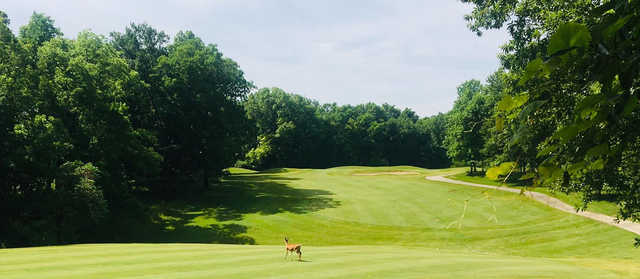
[1,166,639,278]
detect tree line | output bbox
[240,87,450,170]
[0,11,451,247]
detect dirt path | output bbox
[426,175,640,235]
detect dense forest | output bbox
[2,0,640,247]
[240,87,450,170]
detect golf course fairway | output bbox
[1,166,639,278]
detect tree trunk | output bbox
[56,211,63,244]
[202,157,209,190]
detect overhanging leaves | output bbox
[603,15,632,40]
[518,58,549,85]
[547,22,592,57]
[486,162,516,180]
[496,116,505,131]
[497,94,529,113]
[585,143,609,159]
[622,95,639,116]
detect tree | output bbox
[1,11,164,244]
[464,0,640,228]
[0,11,31,245]
[33,31,161,242]
[0,11,9,26]
[444,80,491,173]
[110,23,169,131]
[154,31,252,190]
[242,87,328,169]
[19,12,62,47]
[417,114,451,168]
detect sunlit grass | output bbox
[447,173,620,217]
[1,166,638,278]
[1,244,635,279]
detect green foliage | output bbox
[519,58,548,86]
[55,161,108,231]
[497,94,529,113]
[443,77,507,173]
[0,12,252,247]
[2,11,452,246]
[153,30,252,190]
[486,162,516,180]
[464,0,640,225]
[18,12,62,46]
[240,135,273,169]
[0,11,8,26]
[242,88,448,170]
[547,22,591,57]
[109,23,169,130]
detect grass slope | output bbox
[448,173,620,216]
[2,166,639,278]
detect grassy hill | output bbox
[2,166,639,278]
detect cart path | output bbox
[426,175,640,235]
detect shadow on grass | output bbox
[212,174,339,221]
[120,172,339,245]
[260,168,290,174]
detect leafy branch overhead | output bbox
[465,0,640,222]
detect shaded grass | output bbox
[120,172,339,245]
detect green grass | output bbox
[2,244,638,279]
[448,173,620,217]
[2,166,639,278]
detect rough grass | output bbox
[1,166,639,278]
[448,173,620,217]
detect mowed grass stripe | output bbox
[3,244,617,279]
[27,252,277,279]
[0,245,366,269]
[1,248,264,273]
[180,250,409,279]
[3,244,624,279]
[288,256,617,279]
[0,244,272,267]
[249,212,634,258]
[62,246,417,279]
[1,246,360,279]
[0,245,202,265]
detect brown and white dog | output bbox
[284,237,302,260]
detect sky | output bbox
[3,0,509,117]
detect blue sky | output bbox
[3,0,508,117]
